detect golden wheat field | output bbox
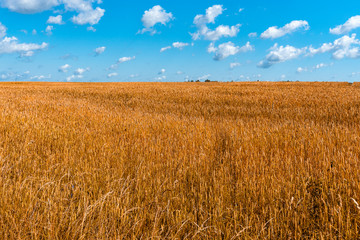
[0,82,360,239]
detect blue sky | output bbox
[1,0,360,82]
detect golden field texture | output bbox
[0,82,360,239]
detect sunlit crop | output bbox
[0,82,359,239]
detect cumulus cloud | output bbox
[0,70,30,80]
[160,42,190,52]
[297,67,307,73]
[107,56,135,70]
[194,5,223,26]
[20,51,34,58]
[47,15,64,24]
[230,62,241,69]
[297,63,333,73]
[118,56,135,63]
[155,75,166,81]
[172,42,189,49]
[140,5,174,34]
[260,20,309,39]
[66,74,83,82]
[258,44,307,68]
[74,67,90,75]
[0,0,59,14]
[160,46,171,53]
[198,74,211,81]
[87,26,96,32]
[198,24,241,41]
[208,41,253,61]
[130,74,139,78]
[45,25,54,35]
[71,7,104,25]
[0,36,48,56]
[107,72,118,78]
[192,5,241,41]
[248,32,257,38]
[30,74,52,80]
[0,22,6,38]
[0,0,105,26]
[308,34,360,59]
[66,66,89,81]
[59,64,71,73]
[94,46,106,56]
[158,68,166,74]
[314,63,327,69]
[330,16,360,35]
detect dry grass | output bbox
[0,82,360,239]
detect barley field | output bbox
[0,82,360,239]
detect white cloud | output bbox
[350,72,360,77]
[200,24,241,41]
[0,73,8,80]
[0,36,48,56]
[308,34,360,59]
[176,71,184,75]
[330,16,360,35]
[74,67,89,75]
[198,74,211,81]
[194,5,223,26]
[160,46,171,53]
[30,74,52,80]
[59,64,71,73]
[66,74,83,82]
[230,62,241,69]
[108,56,135,70]
[248,32,257,38]
[0,0,105,26]
[47,15,64,24]
[208,41,254,61]
[107,72,118,78]
[0,0,59,14]
[107,64,118,70]
[130,74,139,78]
[20,51,34,57]
[0,70,31,80]
[239,8,244,13]
[71,7,104,25]
[87,26,96,32]
[254,74,262,79]
[297,67,307,73]
[160,42,190,52]
[118,56,135,63]
[158,68,166,74]
[258,44,307,68]
[32,29,37,35]
[260,20,309,39]
[192,5,241,41]
[314,63,326,69]
[140,5,174,34]
[297,63,333,73]
[172,42,189,49]
[0,22,6,38]
[94,46,106,56]
[155,75,167,81]
[66,66,90,81]
[45,25,54,35]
